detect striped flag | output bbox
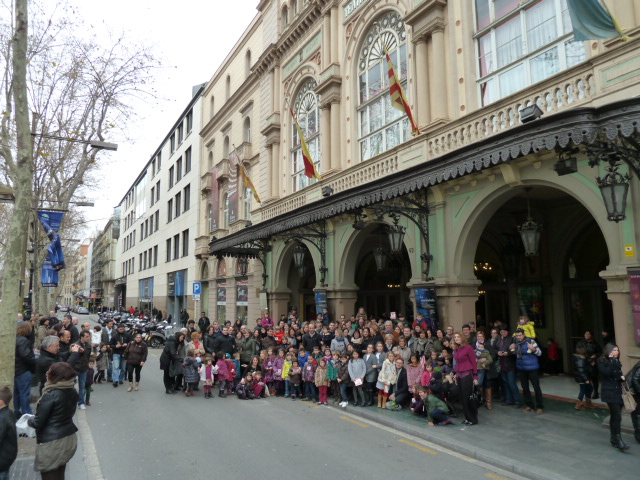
[290,108,322,180]
[231,149,261,203]
[382,41,420,136]
[566,0,629,41]
[238,162,261,203]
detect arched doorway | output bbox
[285,243,317,322]
[471,186,613,367]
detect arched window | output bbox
[291,0,298,16]
[223,136,230,159]
[245,50,252,79]
[291,78,320,192]
[282,6,289,28]
[243,187,252,220]
[225,75,231,101]
[222,193,229,229]
[208,151,214,171]
[210,95,215,118]
[357,11,410,162]
[243,117,251,143]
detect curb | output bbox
[328,404,572,480]
[76,410,105,480]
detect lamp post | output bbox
[596,163,630,222]
[237,256,249,276]
[293,243,307,277]
[373,247,388,271]
[387,223,405,254]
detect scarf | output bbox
[37,378,76,407]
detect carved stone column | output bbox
[414,35,430,126]
[330,101,340,172]
[321,104,331,172]
[330,6,339,64]
[430,25,447,122]
[323,12,331,69]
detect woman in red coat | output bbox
[453,332,479,425]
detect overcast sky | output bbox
[74,0,259,235]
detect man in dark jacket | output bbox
[0,386,17,477]
[36,336,81,394]
[110,324,131,387]
[72,331,92,409]
[212,326,236,357]
[301,324,322,352]
[180,309,189,327]
[198,312,210,335]
[497,325,521,407]
[101,320,115,382]
[390,357,410,408]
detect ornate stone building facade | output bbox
[201,0,640,368]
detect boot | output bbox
[134,382,139,391]
[381,395,388,409]
[575,400,587,411]
[127,382,133,392]
[611,434,630,451]
[584,398,594,408]
[219,390,227,398]
[485,388,493,410]
[377,394,383,408]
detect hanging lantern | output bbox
[293,243,306,269]
[387,224,405,253]
[517,189,543,257]
[596,168,629,222]
[373,247,388,271]
[237,256,249,276]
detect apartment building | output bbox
[115,85,205,319]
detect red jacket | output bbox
[453,344,478,380]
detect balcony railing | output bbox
[242,43,639,228]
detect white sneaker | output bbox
[340,401,347,408]
[79,404,86,410]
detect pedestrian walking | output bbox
[110,324,131,387]
[14,322,36,417]
[160,332,185,394]
[124,334,148,392]
[598,344,630,451]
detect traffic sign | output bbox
[193,294,201,301]
[193,282,202,295]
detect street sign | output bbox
[193,294,201,301]
[193,282,202,295]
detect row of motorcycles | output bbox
[97,311,177,348]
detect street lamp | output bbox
[31,133,118,152]
[596,163,630,222]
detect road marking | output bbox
[398,438,438,455]
[339,416,370,428]
[486,474,508,480]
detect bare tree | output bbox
[0,0,159,389]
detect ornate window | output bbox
[291,79,321,192]
[358,11,410,162]
[476,0,585,105]
[222,193,229,229]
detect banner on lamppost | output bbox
[41,260,58,287]
[37,210,66,271]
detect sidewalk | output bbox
[331,375,639,480]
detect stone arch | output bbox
[200,260,210,280]
[272,239,323,291]
[452,175,621,283]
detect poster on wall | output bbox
[211,167,218,231]
[629,270,640,346]
[237,282,248,307]
[315,290,327,315]
[260,290,268,311]
[415,288,439,330]
[517,285,545,328]
[217,285,227,305]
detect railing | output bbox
[245,45,637,227]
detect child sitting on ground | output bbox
[236,374,254,400]
[421,387,454,426]
[253,371,266,398]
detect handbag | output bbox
[622,383,637,413]
[470,384,485,408]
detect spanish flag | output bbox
[382,41,420,136]
[290,108,322,180]
[239,162,261,203]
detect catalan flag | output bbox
[382,41,420,136]
[239,162,261,203]
[290,108,322,180]
[567,0,629,42]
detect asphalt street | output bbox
[77,315,521,480]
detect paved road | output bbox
[84,345,522,480]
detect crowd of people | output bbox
[4,307,640,480]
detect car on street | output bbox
[77,306,89,314]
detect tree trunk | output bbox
[0,0,32,390]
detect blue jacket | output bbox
[515,338,541,371]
